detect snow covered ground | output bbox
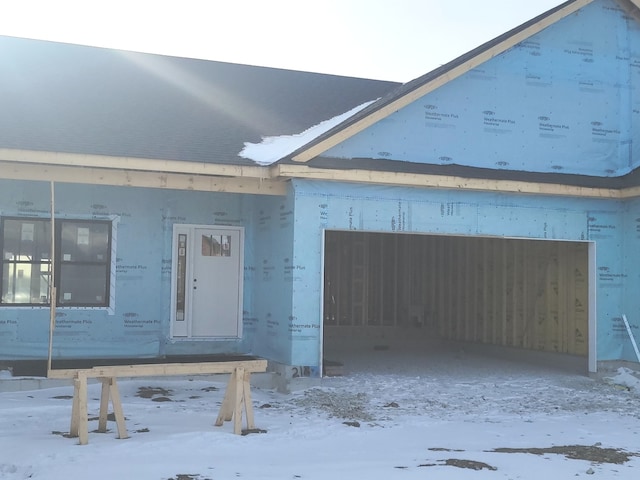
[1,347,640,480]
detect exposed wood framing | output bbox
[275,164,623,199]
[4,147,640,199]
[0,160,286,195]
[292,0,595,163]
[619,185,640,198]
[0,148,266,178]
[324,232,589,356]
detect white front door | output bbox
[171,225,243,338]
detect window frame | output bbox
[1,216,113,308]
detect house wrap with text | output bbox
[2,0,640,376]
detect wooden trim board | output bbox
[47,359,267,379]
[0,148,266,179]
[3,148,640,199]
[0,160,286,196]
[275,164,623,199]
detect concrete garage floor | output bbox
[323,332,590,379]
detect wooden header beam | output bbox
[47,182,56,376]
[4,157,638,200]
[0,148,267,178]
[4,146,640,200]
[0,148,286,195]
[275,164,626,199]
[0,160,286,195]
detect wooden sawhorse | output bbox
[48,360,268,445]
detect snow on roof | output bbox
[239,99,378,166]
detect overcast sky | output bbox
[1,0,565,82]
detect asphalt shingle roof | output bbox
[0,36,400,166]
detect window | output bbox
[1,217,112,307]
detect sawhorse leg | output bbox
[98,377,129,440]
[215,367,257,434]
[243,370,256,430]
[69,373,88,445]
[69,375,129,445]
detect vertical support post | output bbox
[482,238,490,343]
[233,366,245,435]
[69,377,80,438]
[77,373,88,445]
[47,181,56,376]
[243,371,255,430]
[215,370,237,426]
[588,241,597,373]
[98,378,110,432]
[109,378,129,439]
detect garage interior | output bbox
[322,230,590,373]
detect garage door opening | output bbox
[322,231,594,375]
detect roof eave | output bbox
[0,148,287,195]
[274,162,639,199]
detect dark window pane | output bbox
[1,218,111,307]
[60,221,110,263]
[58,264,108,305]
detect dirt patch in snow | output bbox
[166,475,211,480]
[441,458,497,470]
[136,386,173,399]
[406,444,639,471]
[293,389,374,422]
[492,444,638,464]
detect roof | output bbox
[0,35,399,166]
[4,1,640,199]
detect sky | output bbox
[0,0,565,82]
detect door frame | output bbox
[170,223,244,339]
